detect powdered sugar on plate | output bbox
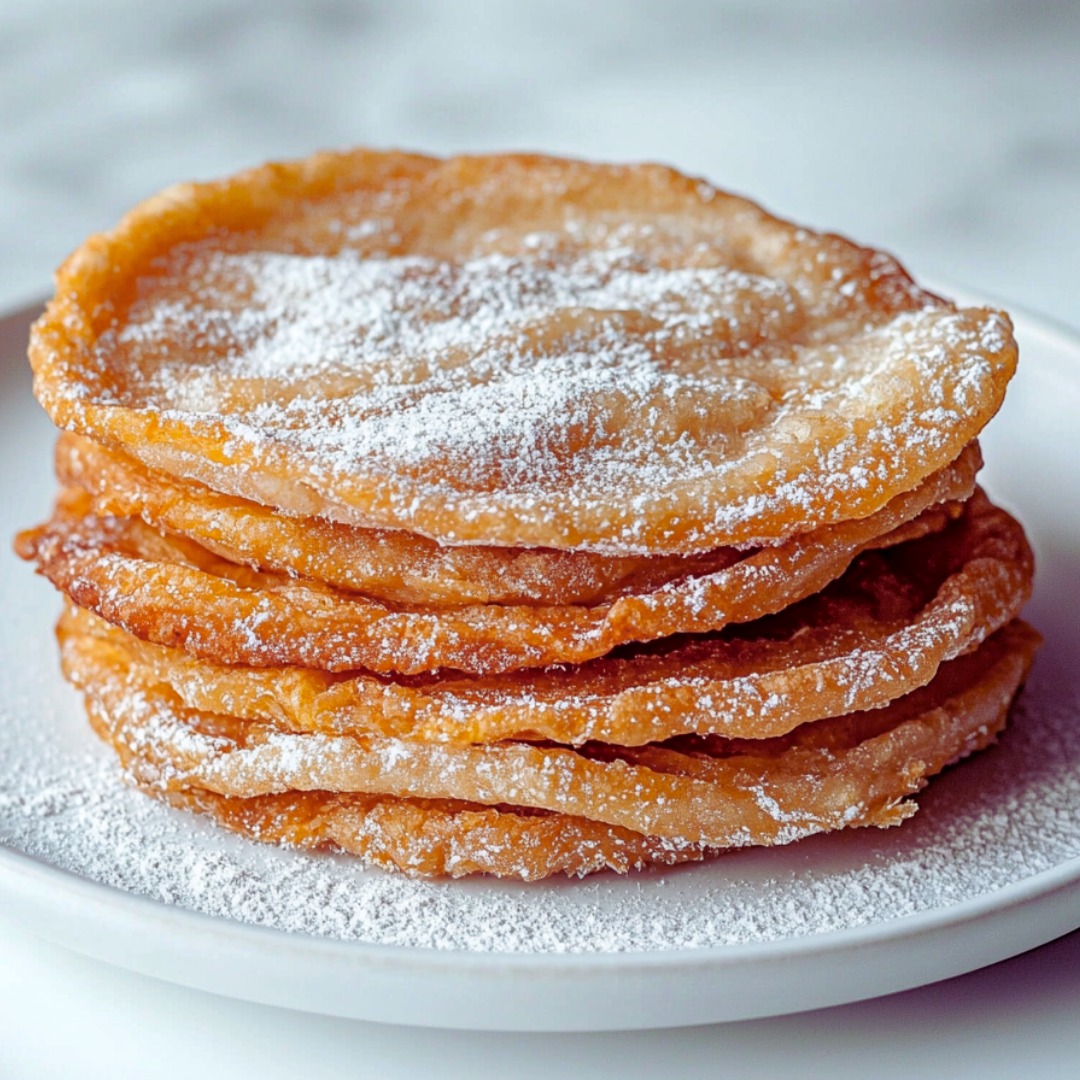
[2,651,1077,953]
[4,296,1080,957]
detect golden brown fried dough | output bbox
[18,447,978,676]
[16,150,1037,880]
[62,614,1039,876]
[55,432,739,608]
[159,790,717,882]
[30,151,1015,554]
[58,491,1033,746]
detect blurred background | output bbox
[1,0,1078,327]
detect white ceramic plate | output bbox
[1,295,1078,1032]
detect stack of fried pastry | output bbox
[17,151,1038,879]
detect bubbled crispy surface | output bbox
[17,448,979,676]
[55,432,740,608]
[160,788,718,882]
[60,613,1040,878]
[30,151,1017,553]
[57,490,1035,747]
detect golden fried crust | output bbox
[29,151,1016,554]
[14,149,1037,882]
[17,448,980,676]
[158,788,716,881]
[55,433,739,608]
[58,490,1034,746]
[63,616,1040,877]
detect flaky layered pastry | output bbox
[60,612,1039,879]
[17,150,1037,880]
[20,445,979,675]
[53,491,1032,748]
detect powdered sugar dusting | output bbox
[74,232,1013,552]
[110,246,796,504]
[3,664,1077,953]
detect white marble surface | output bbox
[2,0,1079,328]
[1,1,1079,1076]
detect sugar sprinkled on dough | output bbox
[2,674,1076,952]
[76,231,1012,552]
